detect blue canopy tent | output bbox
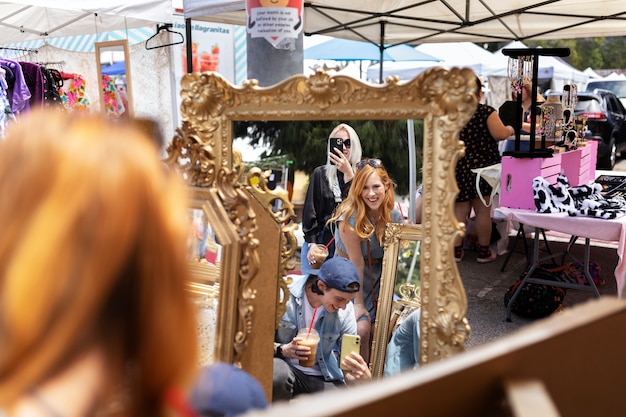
[101,61,127,75]
[304,37,441,83]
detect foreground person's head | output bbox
[0,110,197,416]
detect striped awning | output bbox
[1,27,155,54]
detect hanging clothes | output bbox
[0,66,17,138]
[0,58,31,115]
[41,66,64,108]
[100,74,125,118]
[59,72,90,112]
[18,61,45,108]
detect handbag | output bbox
[471,163,501,207]
[504,265,566,319]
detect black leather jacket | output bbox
[301,165,351,245]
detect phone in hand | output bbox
[340,334,361,370]
[329,137,344,163]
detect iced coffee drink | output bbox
[309,244,328,270]
[296,328,319,367]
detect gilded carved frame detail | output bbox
[167,67,475,370]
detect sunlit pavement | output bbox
[460,236,618,349]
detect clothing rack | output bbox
[38,61,65,66]
[0,46,38,53]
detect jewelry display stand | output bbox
[502,47,570,158]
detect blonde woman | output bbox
[302,123,363,274]
[0,111,198,417]
[329,159,402,363]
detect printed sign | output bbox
[246,0,303,48]
[172,16,235,80]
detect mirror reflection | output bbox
[187,208,222,267]
[239,119,422,376]
[95,40,133,119]
[186,205,220,366]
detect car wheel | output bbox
[599,139,617,170]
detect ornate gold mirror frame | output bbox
[167,67,476,395]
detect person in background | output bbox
[455,76,515,263]
[514,80,546,134]
[330,159,403,363]
[384,308,421,376]
[414,185,423,224]
[0,110,198,417]
[273,257,371,402]
[189,363,268,417]
[302,123,362,274]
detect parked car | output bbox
[546,89,626,169]
[585,79,626,108]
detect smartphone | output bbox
[329,137,344,163]
[340,334,361,370]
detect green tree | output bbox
[233,119,423,195]
[485,36,626,71]
[602,37,626,69]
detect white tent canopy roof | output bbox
[367,40,589,87]
[367,42,502,82]
[183,1,626,46]
[0,1,173,44]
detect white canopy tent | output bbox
[484,40,589,109]
[0,1,173,45]
[583,67,603,79]
[490,41,588,87]
[366,42,502,83]
[183,1,626,46]
[0,1,180,148]
[182,0,626,221]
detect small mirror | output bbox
[95,40,133,119]
[370,223,424,378]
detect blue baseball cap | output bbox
[189,363,268,417]
[314,257,360,293]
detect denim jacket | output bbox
[276,275,357,382]
[384,308,421,376]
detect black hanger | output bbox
[145,24,184,50]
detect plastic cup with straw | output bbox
[309,238,333,269]
[297,306,319,367]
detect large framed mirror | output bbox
[95,40,134,119]
[168,68,476,396]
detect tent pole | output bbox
[408,119,416,223]
[185,18,193,73]
[379,21,385,84]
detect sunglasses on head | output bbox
[356,158,382,170]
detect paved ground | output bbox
[461,234,619,349]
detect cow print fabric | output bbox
[533,173,626,219]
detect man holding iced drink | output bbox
[273,257,371,401]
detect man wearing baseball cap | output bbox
[273,257,371,402]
